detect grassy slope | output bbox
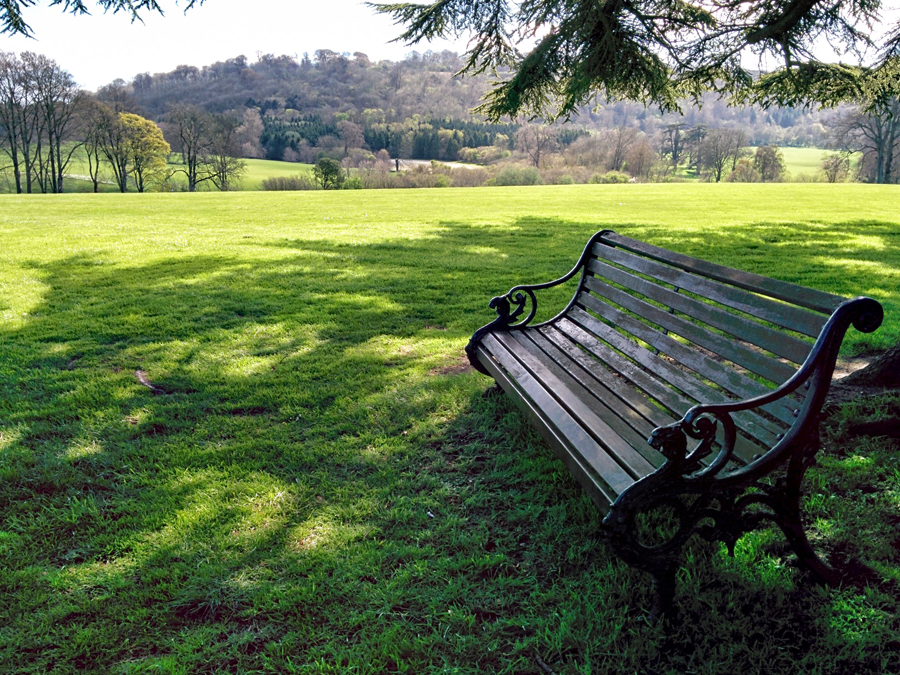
[780,147,828,175]
[241,158,314,190]
[0,184,898,674]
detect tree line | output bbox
[3,48,899,192]
[1,52,247,193]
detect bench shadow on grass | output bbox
[0,217,897,672]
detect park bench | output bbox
[465,230,883,617]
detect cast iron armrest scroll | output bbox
[658,296,884,482]
[465,230,615,373]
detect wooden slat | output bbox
[587,257,813,365]
[576,292,798,425]
[554,316,772,465]
[473,342,620,511]
[592,243,826,338]
[560,311,786,447]
[538,326,676,430]
[582,275,798,385]
[529,329,765,470]
[513,330,666,468]
[552,320,693,421]
[598,232,844,314]
[481,334,640,497]
[495,331,658,478]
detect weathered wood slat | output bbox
[583,274,799,385]
[587,257,813,365]
[538,326,676,430]
[516,330,667,468]
[592,243,826,338]
[560,311,785,450]
[576,292,799,426]
[554,317,694,418]
[598,232,844,315]
[530,328,766,469]
[473,341,619,511]
[480,334,639,498]
[494,331,658,478]
[555,316,770,465]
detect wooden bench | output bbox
[465,230,883,617]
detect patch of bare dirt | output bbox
[833,355,876,380]
[429,357,473,377]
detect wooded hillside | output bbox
[124,49,828,151]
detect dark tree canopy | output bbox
[1,0,200,36]
[372,0,900,119]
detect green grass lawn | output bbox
[1,184,898,674]
[777,147,858,177]
[46,154,314,193]
[778,147,827,176]
[241,158,314,190]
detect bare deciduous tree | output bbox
[821,153,851,183]
[168,104,209,191]
[205,114,245,191]
[827,98,900,184]
[77,97,113,192]
[515,124,558,168]
[0,51,83,193]
[606,126,637,172]
[28,52,83,193]
[337,120,364,157]
[700,129,746,182]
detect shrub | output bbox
[725,159,761,183]
[590,170,630,184]
[457,146,510,164]
[260,175,318,191]
[450,168,491,187]
[493,165,542,186]
[753,145,785,182]
[821,153,850,183]
[313,157,345,189]
[342,176,364,190]
[792,172,822,183]
[556,174,575,185]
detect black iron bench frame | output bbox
[465,230,883,617]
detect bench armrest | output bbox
[465,230,614,372]
[658,296,883,480]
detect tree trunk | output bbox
[839,342,900,389]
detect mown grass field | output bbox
[240,159,315,190]
[46,155,314,193]
[1,184,899,674]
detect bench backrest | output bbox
[563,232,847,462]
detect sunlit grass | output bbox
[0,184,898,674]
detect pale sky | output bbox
[4,1,899,92]
[2,0,472,90]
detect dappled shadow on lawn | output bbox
[1,217,898,673]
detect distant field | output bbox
[241,158,314,190]
[0,146,862,193]
[1,184,898,674]
[777,147,835,176]
[43,153,314,193]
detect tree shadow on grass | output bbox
[0,217,898,673]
